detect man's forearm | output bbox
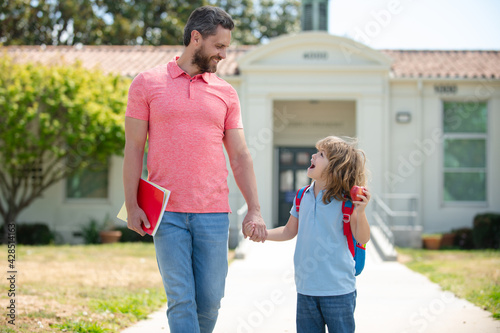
[231,151,260,212]
[123,143,144,211]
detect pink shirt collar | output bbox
[169,56,211,83]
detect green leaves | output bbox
[1,0,300,46]
[0,55,128,170]
[0,55,130,224]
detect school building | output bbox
[5,30,500,251]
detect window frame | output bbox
[440,99,489,207]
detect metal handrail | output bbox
[380,193,419,199]
[372,193,420,228]
[373,212,395,241]
[374,195,417,218]
[370,193,421,251]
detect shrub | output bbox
[452,228,475,249]
[80,219,101,244]
[116,226,154,243]
[16,223,55,245]
[472,213,500,249]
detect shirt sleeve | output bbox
[224,86,243,130]
[289,196,299,219]
[125,73,149,121]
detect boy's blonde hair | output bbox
[315,136,368,204]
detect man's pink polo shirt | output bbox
[126,57,243,213]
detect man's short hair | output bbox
[183,6,234,46]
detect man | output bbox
[122,6,267,333]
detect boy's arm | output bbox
[351,209,370,244]
[266,215,299,241]
[351,188,371,244]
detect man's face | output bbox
[192,25,231,74]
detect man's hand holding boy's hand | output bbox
[243,222,269,243]
[243,222,255,238]
[242,211,267,243]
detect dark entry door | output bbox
[277,147,316,226]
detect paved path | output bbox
[122,239,499,333]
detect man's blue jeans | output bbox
[154,212,229,333]
[296,291,357,333]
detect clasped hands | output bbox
[242,211,267,243]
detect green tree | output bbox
[0,0,53,45]
[0,0,300,46]
[0,0,105,45]
[256,0,301,42]
[0,55,130,242]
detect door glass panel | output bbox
[280,170,294,192]
[280,150,293,164]
[296,152,311,165]
[296,170,310,189]
[278,147,316,226]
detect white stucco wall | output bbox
[389,79,500,233]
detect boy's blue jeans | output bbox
[153,212,229,333]
[296,291,357,333]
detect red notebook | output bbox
[117,179,171,236]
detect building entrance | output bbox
[277,147,316,226]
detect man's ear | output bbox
[191,30,202,46]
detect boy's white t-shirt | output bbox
[290,183,356,296]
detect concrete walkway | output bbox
[122,239,499,333]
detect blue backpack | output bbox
[295,185,366,276]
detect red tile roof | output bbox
[1,45,253,78]
[2,45,499,79]
[381,50,500,79]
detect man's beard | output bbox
[192,45,220,73]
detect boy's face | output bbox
[192,25,231,73]
[307,149,329,181]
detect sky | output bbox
[327,0,500,50]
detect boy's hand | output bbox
[242,211,267,242]
[353,188,371,212]
[243,222,255,238]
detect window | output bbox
[302,4,312,31]
[442,101,487,202]
[66,162,109,199]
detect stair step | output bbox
[370,225,397,261]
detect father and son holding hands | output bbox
[123,6,370,333]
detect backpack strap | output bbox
[342,199,356,257]
[295,185,310,213]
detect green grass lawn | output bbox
[397,248,500,319]
[1,243,167,332]
[1,243,234,332]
